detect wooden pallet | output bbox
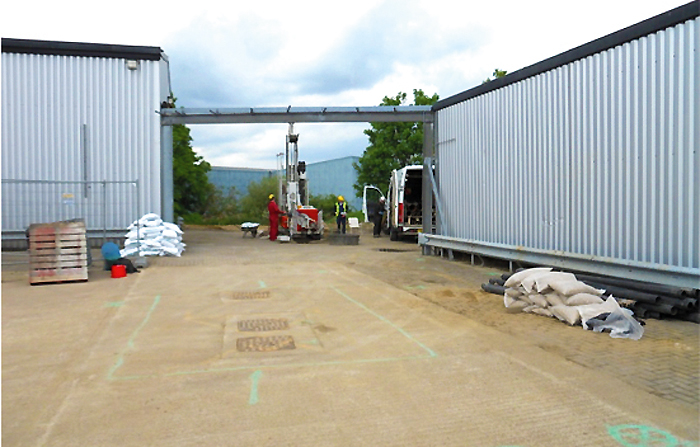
[28,221,88,285]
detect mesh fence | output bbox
[2,179,140,246]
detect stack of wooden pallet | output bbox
[28,221,88,285]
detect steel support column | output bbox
[161,125,174,223]
[422,122,434,255]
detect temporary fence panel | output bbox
[1,180,139,245]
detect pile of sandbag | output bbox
[502,267,644,339]
[120,213,185,258]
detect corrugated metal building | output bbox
[1,38,171,247]
[421,2,699,288]
[207,166,278,198]
[306,156,361,212]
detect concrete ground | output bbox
[2,226,699,447]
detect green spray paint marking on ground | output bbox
[331,285,437,358]
[104,301,125,307]
[607,424,697,447]
[258,280,267,289]
[109,354,440,381]
[248,370,262,405]
[107,295,161,379]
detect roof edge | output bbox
[433,1,699,111]
[1,38,163,61]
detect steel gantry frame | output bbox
[159,106,435,249]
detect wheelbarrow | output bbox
[241,222,260,238]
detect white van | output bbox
[363,165,425,241]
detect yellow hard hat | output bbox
[269,194,275,199]
[338,195,344,201]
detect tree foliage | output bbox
[238,175,279,222]
[309,193,337,219]
[201,186,239,225]
[172,110,214,218]
[353,89,439,196]
[482,68,508,84]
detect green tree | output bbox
[239,175,279,222]
[202,186,240,225]
[171,100,215,220]
[482,68,508,84]
[353,89,439,196]
[309,193,339,222]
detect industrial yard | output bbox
[2,227,698,446]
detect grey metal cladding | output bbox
[432,13,699,287]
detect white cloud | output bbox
[2,0,689,169]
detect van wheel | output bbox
[390,228,399,241]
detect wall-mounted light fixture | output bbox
[125,60,139,70]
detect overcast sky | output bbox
[2,0,688,169]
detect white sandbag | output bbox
[534,272,577,293]
[142,219,163,227]
[139,249,161,257]
[576,297,620,328]
[566,293,605,306]
[523,305,540,314]
[550,305,582,325]
[123,213,185,257]
[159,239,177,249]
[530,307,554,317]
[504,287,524,298]
[504,267,552,288]
[162,222,183,234]
[162,229,179,239]
[544,293,566,307]
[160,245,182,256]
[521,270,558,293]
[139,239,161,248]
[518,294,534,305]
[140,213,161,222]
[549,279,605,297]
[120,246,139,257]
[504,296,529,313]
[527,293,549,308]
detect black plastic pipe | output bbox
[658,297,698,310]
[481,283,506,295]
[576,274,696,299]
[633,302,678,316]
[489,277,505,286]
[583,281,660,305]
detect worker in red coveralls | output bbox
[267,194,284,241]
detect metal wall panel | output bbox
[1,51,165,235]
[432,18,699,287]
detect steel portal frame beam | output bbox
[160,106,433,125]
[159,105,434,224]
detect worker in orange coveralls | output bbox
[267,194,284,241]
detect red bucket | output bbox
[111,264,126,278]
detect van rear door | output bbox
[362,185,386,223]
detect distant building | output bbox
[207,167,277,198]
[306,156,360,212]
[208,155,361,211]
